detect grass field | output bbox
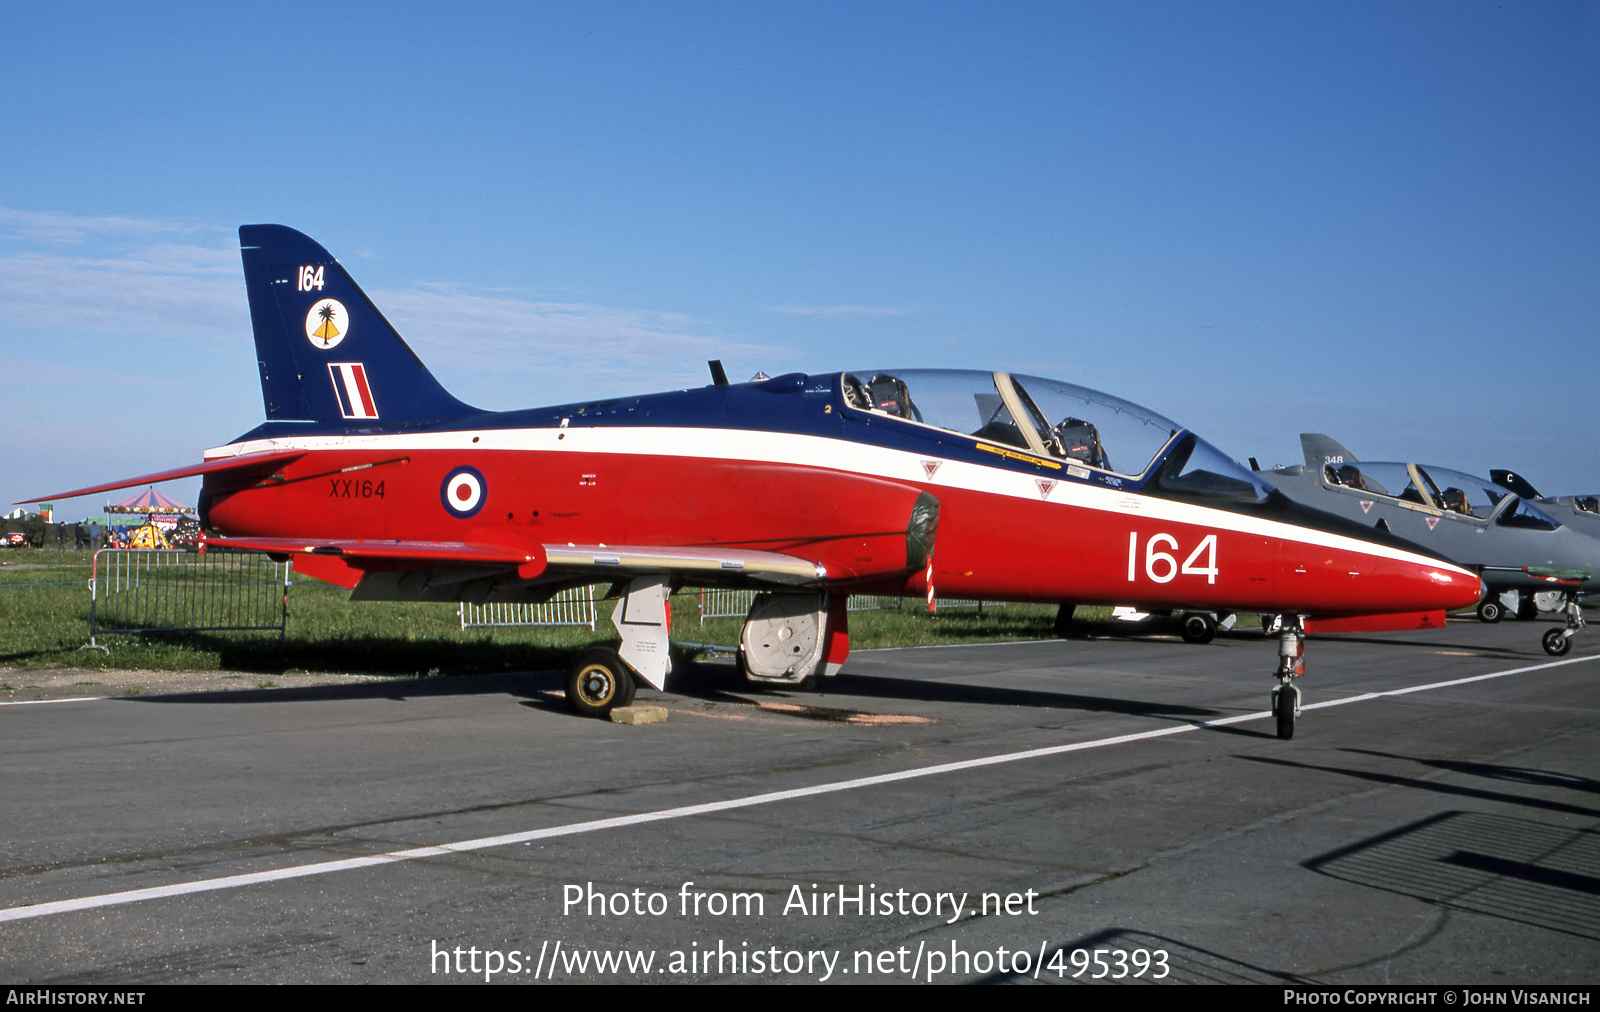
[0,549,1127,677]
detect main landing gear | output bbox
[1541,590,1586,657]
[1178,611,1234,644]
[1480,590,1554,625]
[564,575,671,718]
[1181,612,1216,645]
[1266,615,1306,740]
[562,582,851,718]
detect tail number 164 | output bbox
[1128,532,1218,584]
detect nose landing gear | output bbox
[1267,615,1306,739]
[1541,590,1586,657]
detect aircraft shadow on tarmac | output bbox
[665,659,1228,722]
[1245,751,1600,940]
[1238,753,1600,821]
[110,669,568,706]
[1339,748,1600,798]
[109,655,1245,729]
[1303,633,1532,657]
[1303,809,1600,942]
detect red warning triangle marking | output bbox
[1425,516,1439,530]
[1360,500,1373,514]
[1036,479,1057,500]
[921,459,942,480]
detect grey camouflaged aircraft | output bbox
[1491,469,1600,542]
[1262,435,1597,656]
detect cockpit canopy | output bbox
[1321,460,1560,530]
[842,369,1275,502]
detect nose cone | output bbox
[1365,552,1481,615]
[1278,537,1481,618]
[1267,494,1484,617]
[1420,559,1482,611]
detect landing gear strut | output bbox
[1541,590,1586,657]
[1516,590,1539,622]
[1054,603,1075,639]
[1268,615,1306,740]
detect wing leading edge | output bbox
[207,535,826,595]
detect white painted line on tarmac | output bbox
[1301,653,1599,709]
[0,695,112,706]
[865,638,1062,652]
[2,652,1595,923]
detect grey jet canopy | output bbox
[1490,468,1600,543]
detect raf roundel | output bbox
[305,299,349,350]
[440,467,486,518]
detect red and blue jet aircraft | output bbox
[32,225,1482,738]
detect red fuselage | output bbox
[201,393,1481,619]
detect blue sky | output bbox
[3,1,1597,516]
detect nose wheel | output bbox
[1542,629,1572,657]
[1540,590,1585,657]
[1268,615,1306,740]
[1271,682,1301,740]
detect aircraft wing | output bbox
[18,451,307,504]
[543,544,824,584]
[202,535,825,593]
[202,536,545,568]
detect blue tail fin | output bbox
[239,224,476,427]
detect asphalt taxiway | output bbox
[1,619,1597,984]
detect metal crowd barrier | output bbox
[462,586,1007,631]
[87,548,289,649]
[459,586,599,630]
[849,595,907,613]
[694,589,1003,624]
[697,588,759,625]
[930,598,1002,613]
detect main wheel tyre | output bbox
[1272,686,1296,740]
[1542,628,1572,657]
[566,648,636,717]
[1477,599,1503,623]
[1180,612,1216,645]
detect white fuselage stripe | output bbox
[2,650,1590,924]
[208,426,1475,577]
